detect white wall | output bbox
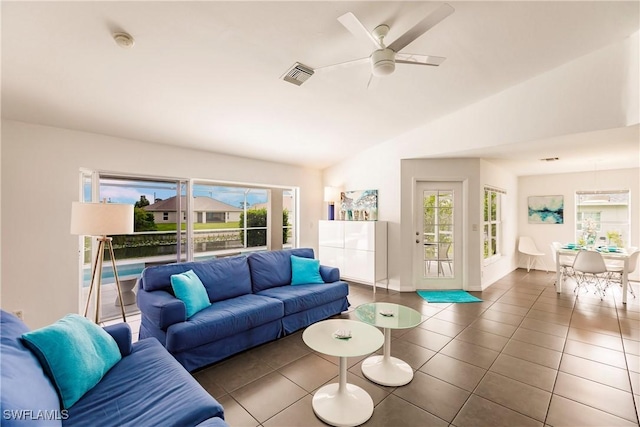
[325,34,637,291]
[400,159,482,291]
[367,33,637,162]
[480,160,519,287]
[324,147,403,288]
[1,120,323,328]
[518,168,640,280]
[397,159,519,292]
[625,31,639,126]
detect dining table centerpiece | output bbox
[582,217,598,248]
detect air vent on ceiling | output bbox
[539,157,559,162]
[282,62,314,86]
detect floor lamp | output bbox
[71,201,134,324]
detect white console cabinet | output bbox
[318,220,387,288]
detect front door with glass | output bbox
[414,181,463,289]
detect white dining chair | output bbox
[606,250,639,299]
[518,236,548,272]
[572,250,608,299]
[550,242,573,286]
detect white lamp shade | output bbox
[324,187,341,203]
[71,202,134,236]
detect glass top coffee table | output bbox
[355,302,424,386]
[303,319,384,427]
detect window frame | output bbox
[575,190,630,247]
[483,186,505,264]
[79,170,299,321]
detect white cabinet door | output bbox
[319,246,345,272]
[319,220,344,248]
[344,221,375,251]
[343,248,375,283]
[319,220,387,287]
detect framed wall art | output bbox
[339,189,378,221]
[528,195,564,224]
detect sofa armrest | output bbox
[319,265,340,283]
[104,323,132,357]
[196,418,230,427]
[137,287,186,330]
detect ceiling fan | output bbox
[315,3,454,86]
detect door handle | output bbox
[416,239,420,244]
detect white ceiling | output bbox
[2,1,639,174]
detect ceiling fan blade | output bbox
[314,57,370,73]
[366,74,380,90]
[338,12,382,49]
[367,73,380,90]
[396,53,446,66]
[387,3,454,53]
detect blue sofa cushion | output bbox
[290,255,324,286]
[171,270,212,318]
[256,281,349,316]
[248,248,315,292]
[65,339,225,427]
[165,294,284,353]
[196,418,231,427]
[21,314,121,409]
[1,311,62,427]
[142,256,252,303]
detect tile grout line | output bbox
[453,278,553,425]
[614,287,640,426]
[542,275,578,427]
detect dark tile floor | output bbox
[193,269,640,427]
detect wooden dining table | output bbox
[555,247,631,304]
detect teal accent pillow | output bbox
[21,314,122,409]
[290,255,325,286]
[171,269,211,318]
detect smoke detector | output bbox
[282,62,314,86]
[113,32,135,49]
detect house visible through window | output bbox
[191,182,296,254]
[576,191,629,247]
[205,212,225,223]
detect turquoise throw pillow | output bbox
[171,269,211,318]
[290,255,325,286]
[21,314,122,409]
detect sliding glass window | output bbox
[191,182,297,259]
[79,172,298,322]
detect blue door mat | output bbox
[417,290,483,303]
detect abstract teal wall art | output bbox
[339,189,378,221]
[528,195,564,224]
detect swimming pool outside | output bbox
[81,247,276,286]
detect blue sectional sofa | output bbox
[0,310,227,427]
[137,248,350,371]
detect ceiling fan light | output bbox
[373,60,395,76]
[371,48,396,76]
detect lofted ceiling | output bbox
[2,1,639,174]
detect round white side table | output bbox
[302,318,384,427]
[355,302,424,386]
